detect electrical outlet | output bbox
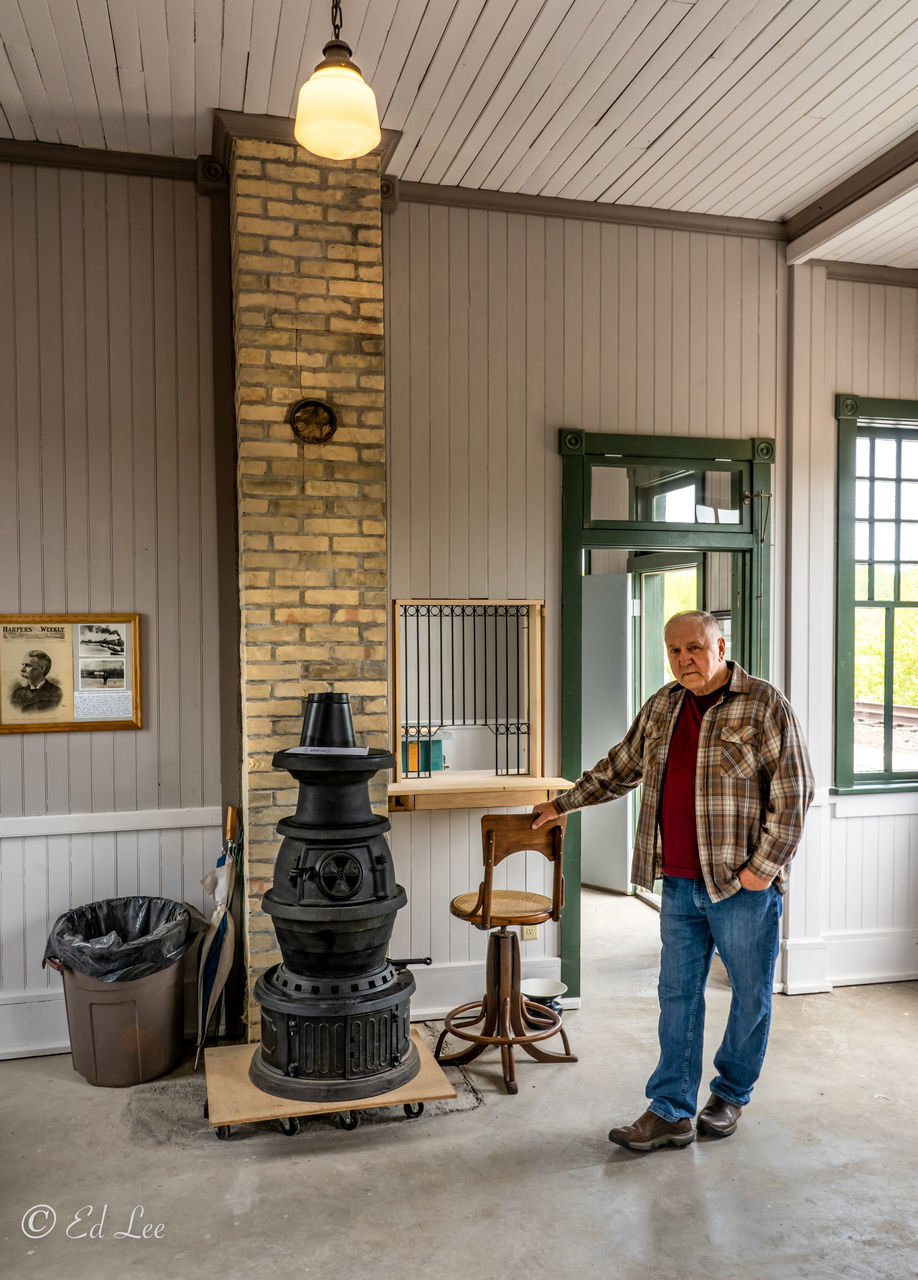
[521,924,538,941]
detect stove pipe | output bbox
[249,693,420,1101]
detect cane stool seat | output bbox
[450,888,552,927]
[435,813,577,1094]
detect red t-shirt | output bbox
[660,685,727,879]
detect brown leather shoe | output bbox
[609,1109,694,1151]
[697,1093,743,1138]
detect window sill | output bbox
[830,786,918,818]
[831,783,918,795]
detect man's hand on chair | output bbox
[531,800,560,829]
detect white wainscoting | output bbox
[0,806,222,1059]
[783,789,918,994]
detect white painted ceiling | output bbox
[3,1,918,263]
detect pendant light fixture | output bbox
[293,0,381,160]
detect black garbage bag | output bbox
[43,896,196,983]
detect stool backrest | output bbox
[479,813,566,930]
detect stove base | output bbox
[249,1035,421,1102]
[249,964,420,1102]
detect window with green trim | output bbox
[836,395,918,789]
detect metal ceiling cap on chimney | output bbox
[293,1,381,160]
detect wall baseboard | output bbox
[7,932,910,1055]
[782,937,833,994]
[783,928,918,994]
[1,959,202,1060]
[0,990,70,1059]
[824,929,918,988]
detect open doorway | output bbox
[558,429,774,997]
[580,550,738,900]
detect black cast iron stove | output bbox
[249,693,420,1101]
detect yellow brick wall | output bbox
[228,138,387,1033]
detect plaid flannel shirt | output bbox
[556,662,814,902]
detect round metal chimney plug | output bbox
[288,397,337,444]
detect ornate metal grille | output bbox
[395,601,539,779]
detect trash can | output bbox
[44,897,197,1088]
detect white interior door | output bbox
[581,573,632,892]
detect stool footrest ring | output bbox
[433,928,577,1092]
[439,998,569,1048]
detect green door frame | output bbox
[558,429,775,997]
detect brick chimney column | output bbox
[227,139,387,1030]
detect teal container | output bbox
[401,738,444,773]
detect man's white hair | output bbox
[663,611,723,644]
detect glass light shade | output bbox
[294,65,381,160]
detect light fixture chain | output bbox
[331,0,343,40]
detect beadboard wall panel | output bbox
[784,265,918,993]
[0,162,223,1055]
[385,199,786,1014]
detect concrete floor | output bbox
[2,889,917,1280]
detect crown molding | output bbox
[386,179,786,241]
[0,138,196,181]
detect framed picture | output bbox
[0,614,141,734]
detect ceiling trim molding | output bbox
[811,259,918,289]
[0,138,196,181]
[388,179,786,241]
[785,128,918,242]
[212,110,401,174]
[786,156,918,267]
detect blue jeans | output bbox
[646,875,782,1123]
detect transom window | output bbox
[588,460,748,528]
[836,396,918,789]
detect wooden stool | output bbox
[435,814,577,1094]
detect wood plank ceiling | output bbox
[2,0,918,259]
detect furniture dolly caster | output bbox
[204,1098,425,1139]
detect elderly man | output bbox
[531,610,813,1151]
[10,650,63,712]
